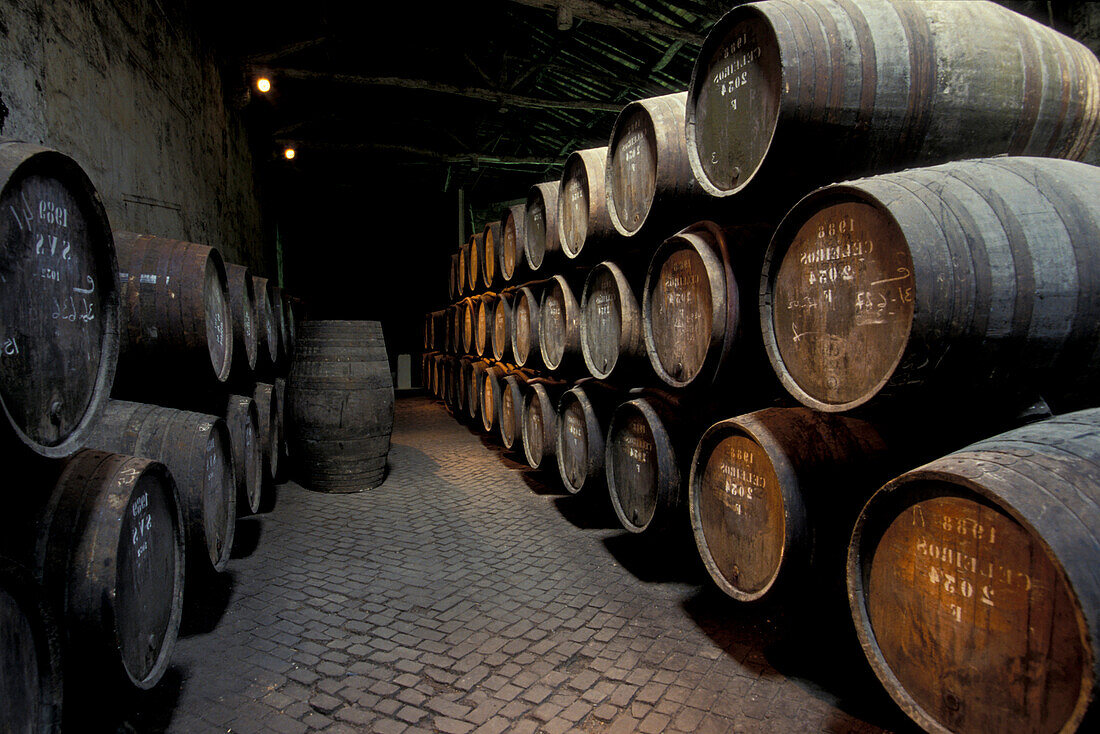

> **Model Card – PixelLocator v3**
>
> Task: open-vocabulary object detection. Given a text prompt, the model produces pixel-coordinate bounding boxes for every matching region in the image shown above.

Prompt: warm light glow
[284,147,296,160]
[256,77,272,93]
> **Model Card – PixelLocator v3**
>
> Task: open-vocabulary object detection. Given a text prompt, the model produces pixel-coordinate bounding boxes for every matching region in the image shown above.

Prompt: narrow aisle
[142,396,903,733]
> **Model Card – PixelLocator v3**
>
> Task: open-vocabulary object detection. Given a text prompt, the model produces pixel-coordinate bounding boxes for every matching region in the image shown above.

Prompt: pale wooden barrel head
[514,293,535,365]
[689,10,781,196]
[540,281,567,369]
[647,245,712,385]
[770,200,914,410]
[695,433,784,599]
[501,209,521,280]
[859,489,1086,734]
[608,105,657,235]
[492,298,510,361]
[560,156,589,257]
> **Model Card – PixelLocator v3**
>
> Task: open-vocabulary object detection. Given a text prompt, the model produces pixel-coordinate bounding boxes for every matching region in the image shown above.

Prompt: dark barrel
[522,379,566,470]
[253,382,280,482]
[539,274,583,372]
[558,147,615,261]
[848,409,1100,734]
[499,371,533,450]
[644,221,771,390]
[499,203,528,284]
[556,380,621,496]
[87,400,236,573]
[252,275,280,374]
[761,156,1100,413]
[0,140,120,458]
[281,288,297,360]
[226,394,262,515]
[274,376,288,464]
[606,91,703,239]
[480,362,510,433]
[456,356,474,419]
[0,557,63,733]
[225,263,258,376]
[686,0,1100,210]
[271,285,291,365]
[492,291,515,363]
[114,232,233,387]
[581,261,645,381]
[449,253,459,301]
[511,282,547,370]
[287,321,394,492]
[467,233,483,294]
[606,392,693,533]
[524,182,561,273]
[482,221,501,289]
[689,408,889,603]
[38,450,185,690]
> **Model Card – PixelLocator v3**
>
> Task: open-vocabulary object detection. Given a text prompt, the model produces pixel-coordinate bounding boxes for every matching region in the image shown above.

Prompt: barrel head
[501,382,518,448]
[501,205,524,281]
[769,200,914,410]
[583,267,623,378]
[689,9,781,196]
[560,156,590,258]
[492,298,511,362]
[0,147,118,456]
[513,292,536,366]
[693,433,784,599]
[525,185,557,271]
[557,393,589,493]
[607,405,659,532]
[858,489,1086,734]
[646,245,713,386]
[522,388,549,469]
[202,257,231,382]
[540,282,568,370]
[608,106,657,235]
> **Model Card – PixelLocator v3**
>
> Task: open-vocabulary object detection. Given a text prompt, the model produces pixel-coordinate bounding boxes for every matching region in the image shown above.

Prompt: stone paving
[106,396,915,733]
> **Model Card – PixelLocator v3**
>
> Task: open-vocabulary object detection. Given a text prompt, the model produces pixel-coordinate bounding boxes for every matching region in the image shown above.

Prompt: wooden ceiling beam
[267,67,624,112]
[505,0,705,43]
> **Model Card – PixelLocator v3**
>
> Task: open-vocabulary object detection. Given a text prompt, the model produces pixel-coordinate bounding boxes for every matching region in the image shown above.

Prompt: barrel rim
[605,397,676,534]
[685,3,781,198]
[0,144,121,458]
[760,185,914,412]
[847,466,1094,734]
[643,222,733,389]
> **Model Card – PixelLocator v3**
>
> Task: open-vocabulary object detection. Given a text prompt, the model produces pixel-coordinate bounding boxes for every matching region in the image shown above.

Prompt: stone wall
[0,0,268,271]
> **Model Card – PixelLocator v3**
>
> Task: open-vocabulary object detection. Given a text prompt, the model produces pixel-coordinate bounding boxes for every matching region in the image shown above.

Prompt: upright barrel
[499,203,528,284]
[525,182,561,272]
[114,232,233,387]
[581,262,645,381]
[0,557,63,733]
[224,263,258,376]
[37,450,185,691]
[0,140,120,458]
[558,147,615,261]
[848,409,1100,734]
[87,400,236,573]
[606,92,704,239]
[686,0,1100,210]
[286,321,394,492]
[761,156,1100,413]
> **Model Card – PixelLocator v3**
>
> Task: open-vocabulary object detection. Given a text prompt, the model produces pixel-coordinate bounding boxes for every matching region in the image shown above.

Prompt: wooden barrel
[556,380,621,495]
[273,376,288,465]
[87,400,236,572]
[499,203,529,284]
[287,321,394,492]
[689,408,890,603]
[761,156,1100,414]
[467,234,483,294]
[253,382,280,482]
[480,363,511,433]
[499,371,534,450]
[226,394,262,515]
[252,275,280,374]
[39,449,185,690]
[606,392,691,533]
[114,232,233,387]
[459,297,475,355]
[271,286,291,365]
[458,241,470,297]
[448,252,459,301]
[524,182,561,272]
[482,221,500,289]
[644,221,771,390]
[558,147,615,261]
[467,359,494,424]
[686,0,1100,213]
[225,263,258,376]
[0,141,120,458]
[522,379,566,470]
[606,91,703,239]
[510,282,546,370]
[492,291,515,363]
[581,261,645,380]
[475,293,497,358]
[456,356,474,418]
[539,274,583,372]
[848,408,1100,734]
[0,557,63,733]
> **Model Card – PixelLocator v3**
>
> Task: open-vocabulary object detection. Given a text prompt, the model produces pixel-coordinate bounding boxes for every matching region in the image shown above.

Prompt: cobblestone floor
[107,396,914,733]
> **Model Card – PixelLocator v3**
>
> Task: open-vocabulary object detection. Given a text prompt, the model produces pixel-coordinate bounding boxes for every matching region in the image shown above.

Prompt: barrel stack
[421,3,1100,732]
